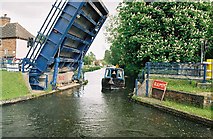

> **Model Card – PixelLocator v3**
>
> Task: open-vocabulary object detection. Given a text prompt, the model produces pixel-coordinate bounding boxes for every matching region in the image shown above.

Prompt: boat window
[111,70,117,78]
[105,69,111,77]
[117,70,123,78]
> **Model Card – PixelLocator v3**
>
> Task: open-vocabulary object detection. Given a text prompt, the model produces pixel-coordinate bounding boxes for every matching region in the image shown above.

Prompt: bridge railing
[135,62,208,96]
[23,0,67,71]
[147,62,204,77]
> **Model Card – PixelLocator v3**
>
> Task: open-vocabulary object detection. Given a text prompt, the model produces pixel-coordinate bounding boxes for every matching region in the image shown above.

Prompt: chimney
[0,14,11,26]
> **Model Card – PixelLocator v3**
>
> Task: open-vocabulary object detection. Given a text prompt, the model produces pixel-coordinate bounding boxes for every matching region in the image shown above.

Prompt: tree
[106,1,212,74]
[83,52,96,65]
[103,50,111,64]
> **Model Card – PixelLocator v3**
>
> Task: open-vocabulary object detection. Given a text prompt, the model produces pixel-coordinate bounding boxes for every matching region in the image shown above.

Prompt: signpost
[152,80,168,101]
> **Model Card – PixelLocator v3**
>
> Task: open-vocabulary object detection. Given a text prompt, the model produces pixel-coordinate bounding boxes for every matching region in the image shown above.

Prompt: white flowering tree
[106,1,212,74]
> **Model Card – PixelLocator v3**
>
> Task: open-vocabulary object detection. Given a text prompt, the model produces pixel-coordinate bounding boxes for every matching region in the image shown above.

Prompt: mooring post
[146,62,150,97]
[51,57,60,89]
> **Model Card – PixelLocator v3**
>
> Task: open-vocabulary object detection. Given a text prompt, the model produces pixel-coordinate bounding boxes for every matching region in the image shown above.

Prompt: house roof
[0,22,34,40]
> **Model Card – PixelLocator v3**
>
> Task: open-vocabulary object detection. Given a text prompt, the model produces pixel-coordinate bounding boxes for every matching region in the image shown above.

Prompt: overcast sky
[1,0,122,59]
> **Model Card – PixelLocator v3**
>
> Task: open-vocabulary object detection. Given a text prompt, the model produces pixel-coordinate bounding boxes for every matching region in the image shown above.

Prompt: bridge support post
[77,53,84,80]
[146,62,150,97]
[203,63,207,83]
[51,57,60,89]
[77,60,84,80]
[22,58,26,72]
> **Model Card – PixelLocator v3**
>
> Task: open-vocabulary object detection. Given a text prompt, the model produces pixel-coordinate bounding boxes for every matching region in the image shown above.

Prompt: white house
[0,14,34,59]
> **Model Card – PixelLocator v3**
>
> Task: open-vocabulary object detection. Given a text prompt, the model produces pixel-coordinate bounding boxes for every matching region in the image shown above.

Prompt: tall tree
[103,50,112,64]
[106,1,212,74]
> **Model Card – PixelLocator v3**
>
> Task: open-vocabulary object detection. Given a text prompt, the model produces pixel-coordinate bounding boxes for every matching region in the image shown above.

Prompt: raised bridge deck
[22,0,108,90]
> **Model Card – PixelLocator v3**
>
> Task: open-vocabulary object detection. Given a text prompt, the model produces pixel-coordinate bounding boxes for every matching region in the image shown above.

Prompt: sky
[1,0,122,59]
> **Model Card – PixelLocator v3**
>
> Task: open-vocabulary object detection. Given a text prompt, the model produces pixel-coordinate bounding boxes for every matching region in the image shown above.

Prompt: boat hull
[101,78,125,90]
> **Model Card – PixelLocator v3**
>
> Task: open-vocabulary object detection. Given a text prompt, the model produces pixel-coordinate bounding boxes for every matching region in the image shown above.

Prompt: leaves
[83,52,96,65]
[105,1,212,74]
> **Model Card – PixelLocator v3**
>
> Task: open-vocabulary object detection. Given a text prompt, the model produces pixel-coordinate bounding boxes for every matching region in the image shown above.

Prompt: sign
[58,74,65,81]
[57,72,74,84]
[152,80,168,101]
[152,80,167,91]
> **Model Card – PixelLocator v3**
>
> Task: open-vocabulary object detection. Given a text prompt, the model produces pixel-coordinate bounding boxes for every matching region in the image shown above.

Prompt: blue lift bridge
[22,0,109,90]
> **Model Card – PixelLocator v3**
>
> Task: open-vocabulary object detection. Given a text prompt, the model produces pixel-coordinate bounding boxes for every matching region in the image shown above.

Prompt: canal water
[1,69,212,137]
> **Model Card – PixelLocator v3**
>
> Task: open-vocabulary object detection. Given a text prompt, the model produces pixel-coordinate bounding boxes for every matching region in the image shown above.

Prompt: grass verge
[150,77,212,93]
[1,70,29,100]
[132,95,212,120]
[162,100,212,119]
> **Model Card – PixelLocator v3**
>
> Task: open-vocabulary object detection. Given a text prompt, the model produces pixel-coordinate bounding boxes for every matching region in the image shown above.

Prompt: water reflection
[2,68,213,137]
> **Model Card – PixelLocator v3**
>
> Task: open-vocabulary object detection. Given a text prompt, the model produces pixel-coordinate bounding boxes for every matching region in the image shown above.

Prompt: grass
[45,85,52,93]
[0,70,30,100]
[162,100,212,119]
[132,95,212,119]
[150,77,212,93]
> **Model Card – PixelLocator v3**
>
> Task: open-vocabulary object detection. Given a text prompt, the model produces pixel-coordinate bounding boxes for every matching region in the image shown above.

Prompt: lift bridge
[22,0,109,90]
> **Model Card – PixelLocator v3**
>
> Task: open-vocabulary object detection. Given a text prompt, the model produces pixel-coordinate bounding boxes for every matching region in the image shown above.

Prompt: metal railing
[23,0,67,71]
[135,62,209,96]
[147,62,205,77]
[0,58,22,71]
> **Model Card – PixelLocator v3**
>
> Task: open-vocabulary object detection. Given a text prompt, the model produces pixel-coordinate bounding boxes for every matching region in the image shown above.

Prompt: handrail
[30,1,62,62]
[25,0,67,68]
[31,0,68,63]
[25,0,58,59]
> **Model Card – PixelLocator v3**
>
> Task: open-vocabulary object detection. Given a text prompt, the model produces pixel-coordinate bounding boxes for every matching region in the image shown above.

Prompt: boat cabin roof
[104,67,124,79]
[105,67,124,71]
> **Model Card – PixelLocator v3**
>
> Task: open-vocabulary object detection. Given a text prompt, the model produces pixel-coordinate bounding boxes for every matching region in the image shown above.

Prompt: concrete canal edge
[0,83,81,106]
[131,96,213,127]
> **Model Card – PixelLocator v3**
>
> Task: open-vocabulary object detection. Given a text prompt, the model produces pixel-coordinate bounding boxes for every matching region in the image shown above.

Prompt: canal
[1,68,212,137]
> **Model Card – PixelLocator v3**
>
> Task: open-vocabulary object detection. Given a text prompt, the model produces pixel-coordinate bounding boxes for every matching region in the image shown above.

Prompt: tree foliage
[103,50,112,64]
[106,1,212,74]
[83,52,96,65]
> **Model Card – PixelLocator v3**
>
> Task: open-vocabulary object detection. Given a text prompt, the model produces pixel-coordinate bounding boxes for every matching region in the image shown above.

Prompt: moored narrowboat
[102,67,125,90]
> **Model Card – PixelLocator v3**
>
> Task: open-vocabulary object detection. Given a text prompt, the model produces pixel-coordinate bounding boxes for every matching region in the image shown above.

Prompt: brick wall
[137,79,212,108]
[152,89,208,108]
[0,38,16,58]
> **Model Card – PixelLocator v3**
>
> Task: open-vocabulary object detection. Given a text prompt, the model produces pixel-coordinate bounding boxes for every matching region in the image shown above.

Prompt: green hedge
[82,66,102,73]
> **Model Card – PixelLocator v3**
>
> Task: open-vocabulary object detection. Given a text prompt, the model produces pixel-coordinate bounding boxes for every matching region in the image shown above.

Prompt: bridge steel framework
[22,0,109,90]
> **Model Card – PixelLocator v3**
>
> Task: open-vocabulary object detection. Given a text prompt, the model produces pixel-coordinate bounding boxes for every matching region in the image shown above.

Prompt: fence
[135,62,210,96]
[0,58,22,72]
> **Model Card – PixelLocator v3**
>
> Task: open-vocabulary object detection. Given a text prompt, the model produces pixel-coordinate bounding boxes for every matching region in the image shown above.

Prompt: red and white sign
[152,80,168,101]
[152,80,167,91]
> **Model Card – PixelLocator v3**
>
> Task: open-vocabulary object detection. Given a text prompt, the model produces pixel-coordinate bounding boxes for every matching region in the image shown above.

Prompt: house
[0,14,34,59]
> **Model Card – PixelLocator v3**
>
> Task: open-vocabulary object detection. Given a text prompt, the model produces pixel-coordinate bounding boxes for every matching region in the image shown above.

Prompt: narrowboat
[102,67,125,90]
